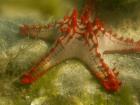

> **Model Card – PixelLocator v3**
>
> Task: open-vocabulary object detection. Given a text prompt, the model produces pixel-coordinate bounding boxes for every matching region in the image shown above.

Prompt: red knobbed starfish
[19,5,140,92]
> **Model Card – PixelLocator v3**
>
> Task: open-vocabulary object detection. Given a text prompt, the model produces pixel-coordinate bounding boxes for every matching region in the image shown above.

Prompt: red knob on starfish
[20,24,30,36]
[21,73,35,84]
[101,70,121,92]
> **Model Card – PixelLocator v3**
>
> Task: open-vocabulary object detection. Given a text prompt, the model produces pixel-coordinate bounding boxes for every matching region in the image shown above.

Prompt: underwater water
[0,0,140,105]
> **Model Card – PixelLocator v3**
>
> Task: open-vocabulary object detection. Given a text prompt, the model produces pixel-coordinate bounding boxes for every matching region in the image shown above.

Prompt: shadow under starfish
[19,7,140,92]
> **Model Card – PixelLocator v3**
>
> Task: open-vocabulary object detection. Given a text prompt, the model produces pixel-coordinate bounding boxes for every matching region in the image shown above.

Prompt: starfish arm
[20,35,90,84]
[20,34,121,92]
[19,24,56,40]
[98,32,140,54]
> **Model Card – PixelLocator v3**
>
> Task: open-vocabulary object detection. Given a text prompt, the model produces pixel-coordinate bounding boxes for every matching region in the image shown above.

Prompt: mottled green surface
[0,17,139,105]
[0,0,140,104]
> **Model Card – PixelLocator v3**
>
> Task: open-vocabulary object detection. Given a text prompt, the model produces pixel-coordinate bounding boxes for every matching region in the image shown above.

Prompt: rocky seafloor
[0,7,140,105]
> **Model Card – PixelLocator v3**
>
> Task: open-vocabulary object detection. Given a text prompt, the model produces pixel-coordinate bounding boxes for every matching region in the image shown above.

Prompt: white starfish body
[19,8,140,92]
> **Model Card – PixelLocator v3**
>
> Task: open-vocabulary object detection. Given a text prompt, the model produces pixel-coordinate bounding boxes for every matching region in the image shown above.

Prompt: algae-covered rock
[28,59,136,105]
[0,97,14,105]
[0,8,140,105]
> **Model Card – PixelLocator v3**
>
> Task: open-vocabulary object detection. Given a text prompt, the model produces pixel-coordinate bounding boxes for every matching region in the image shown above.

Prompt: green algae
[28,60,136,105]
[0,3,139,104]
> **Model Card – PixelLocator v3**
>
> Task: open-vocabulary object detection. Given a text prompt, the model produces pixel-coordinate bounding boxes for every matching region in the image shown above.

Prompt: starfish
[19,7,140,92]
